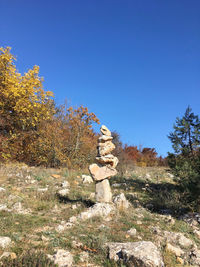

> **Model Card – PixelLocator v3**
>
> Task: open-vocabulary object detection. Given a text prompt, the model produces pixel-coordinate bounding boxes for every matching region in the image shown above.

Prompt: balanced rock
[89,125,118,203]
[89,163,117,181]
[98,141,115,156]
[100,125,111,136]
[96,154,119,168]
[99,135,113,142]
[96,179,112,202]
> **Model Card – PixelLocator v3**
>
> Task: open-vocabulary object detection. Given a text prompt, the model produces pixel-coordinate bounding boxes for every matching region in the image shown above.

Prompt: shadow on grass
[110,176,190,217]
[57,194,95,208]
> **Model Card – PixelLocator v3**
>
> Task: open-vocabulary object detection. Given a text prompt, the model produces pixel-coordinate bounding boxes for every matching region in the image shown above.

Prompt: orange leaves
[123,145,159,167]
[81,245,97,253]
[0,46,100,167]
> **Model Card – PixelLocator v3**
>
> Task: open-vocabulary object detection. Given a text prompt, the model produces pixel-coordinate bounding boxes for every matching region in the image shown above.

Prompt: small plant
[0,250,56,267]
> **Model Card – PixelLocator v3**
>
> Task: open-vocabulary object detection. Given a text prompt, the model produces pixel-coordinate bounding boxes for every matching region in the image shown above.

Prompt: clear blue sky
[1,0,200,157]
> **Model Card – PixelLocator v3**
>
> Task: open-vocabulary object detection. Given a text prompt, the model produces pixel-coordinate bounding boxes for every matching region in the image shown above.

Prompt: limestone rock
[89,164,117,181]
[177,233,193,248]
[98,141,115,156]
[156,230,194,249]
[127,228,137,237]
[180,212,200,226]
[82,174,93,184]
[48,249,73,267]
[12,202,31,214]
[107,241,164,267]
[56,222,74,233]
[0,187,5,193]
[165,243,184,257]
[37,187,48,192]
[96,154,119,168]
[193,229,200,239]
[100,125,111,136]
[96,179,112,202]
[68,216,77,223]
[0,252,17,260]
[61,181,70,188]
[78,203,115,221]
[113,193,130,210]
[0,237,12,249]
[89,125,118,204]
[189,248,200,266]
[98,135,113,142]
[0,204,8,212]
[164,231,193,248]
[58,189,69,197]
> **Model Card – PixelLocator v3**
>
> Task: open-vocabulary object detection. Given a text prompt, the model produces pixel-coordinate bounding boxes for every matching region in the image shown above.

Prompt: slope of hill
[0,163,199,266]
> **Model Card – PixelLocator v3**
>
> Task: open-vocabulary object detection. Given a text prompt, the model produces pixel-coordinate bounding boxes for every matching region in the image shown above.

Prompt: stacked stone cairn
[89,125,119,203]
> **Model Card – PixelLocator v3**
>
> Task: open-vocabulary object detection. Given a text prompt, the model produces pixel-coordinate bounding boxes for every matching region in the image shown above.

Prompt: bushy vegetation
[168,106,200,209]
[0,250,56,267]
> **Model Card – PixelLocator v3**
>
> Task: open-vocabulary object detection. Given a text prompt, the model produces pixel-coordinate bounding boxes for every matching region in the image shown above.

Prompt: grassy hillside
[0,163,199,266]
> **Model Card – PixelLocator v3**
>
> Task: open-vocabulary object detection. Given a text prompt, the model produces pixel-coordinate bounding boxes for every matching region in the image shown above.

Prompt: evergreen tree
[168,106,200,156]
[168,107,200,209]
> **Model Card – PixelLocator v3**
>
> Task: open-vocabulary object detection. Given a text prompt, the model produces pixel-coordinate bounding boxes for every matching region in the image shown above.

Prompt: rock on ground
[163,231,193,248]
[0,187,6,193]
[107,241,164,267]
[82,175,93,184]
[78,203,115,221]
[0,204,8,212]
[153,228,194,249]
[127,228,137,237]
[58,188,69,197]
[113,193,130,210]
[189,248,200,266]
[165,242,184,257]
[61,181,70,188]
[0,237,12,249]
[0,252,17,260]
[48,249,73,267]
[12,202,31,214]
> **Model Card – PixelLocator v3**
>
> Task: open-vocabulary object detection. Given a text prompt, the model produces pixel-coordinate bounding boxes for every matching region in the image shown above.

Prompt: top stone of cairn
[100,125,111,136]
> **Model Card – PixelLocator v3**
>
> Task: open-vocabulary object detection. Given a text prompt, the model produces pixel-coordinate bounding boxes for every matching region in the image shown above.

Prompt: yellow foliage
[0,47,100,168]
[0,47,54,132]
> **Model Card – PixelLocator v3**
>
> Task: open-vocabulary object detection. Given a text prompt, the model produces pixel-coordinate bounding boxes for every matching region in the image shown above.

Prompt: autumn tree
[140,147,158,166]
[63,105,99,167]
[0,47,100,167]
[0,47,54,161]
[0,47,54,132]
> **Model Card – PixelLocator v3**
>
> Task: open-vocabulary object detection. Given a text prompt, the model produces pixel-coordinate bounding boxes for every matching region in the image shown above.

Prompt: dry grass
[0,163,199,266]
